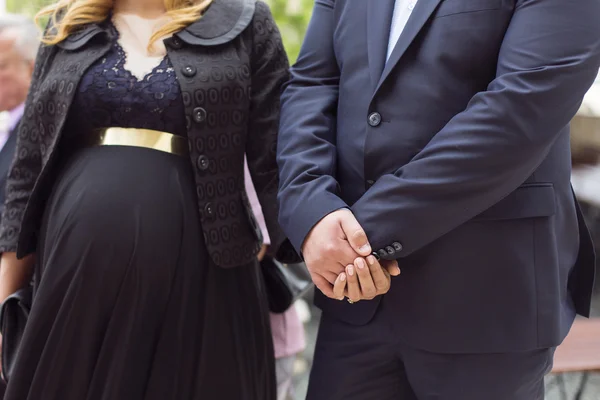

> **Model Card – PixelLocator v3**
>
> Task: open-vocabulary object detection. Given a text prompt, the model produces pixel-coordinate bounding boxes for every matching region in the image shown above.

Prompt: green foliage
[7,0,312,63]
[6,0,51,20]
[265,0,312,64]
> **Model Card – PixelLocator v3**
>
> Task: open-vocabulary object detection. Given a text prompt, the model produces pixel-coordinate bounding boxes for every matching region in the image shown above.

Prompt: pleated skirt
[4,146,276,400]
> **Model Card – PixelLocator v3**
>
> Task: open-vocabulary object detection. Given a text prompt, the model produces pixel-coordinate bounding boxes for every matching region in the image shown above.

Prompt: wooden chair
[547,318,600,400]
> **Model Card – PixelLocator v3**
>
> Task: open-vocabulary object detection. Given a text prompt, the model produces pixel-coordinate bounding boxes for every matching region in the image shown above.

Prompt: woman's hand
[0,252,33,381]
[333,255,400,302]
[257,245,268,262]
[0,252,34,305]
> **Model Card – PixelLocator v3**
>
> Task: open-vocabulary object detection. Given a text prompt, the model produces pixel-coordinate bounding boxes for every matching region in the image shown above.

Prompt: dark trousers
[307,304,555,400]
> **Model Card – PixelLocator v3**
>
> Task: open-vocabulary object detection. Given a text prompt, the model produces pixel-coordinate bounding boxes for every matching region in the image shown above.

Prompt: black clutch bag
[260,256,313,314]
[0,285,33,383]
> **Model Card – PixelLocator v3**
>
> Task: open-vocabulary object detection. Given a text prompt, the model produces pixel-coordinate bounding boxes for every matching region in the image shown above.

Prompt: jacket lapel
[47,21,114,164]
[374,0,442,95]
[366,0,396,90]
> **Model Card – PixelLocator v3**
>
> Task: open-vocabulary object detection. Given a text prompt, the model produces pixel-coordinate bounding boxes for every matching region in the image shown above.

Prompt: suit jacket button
[197,155,209,171]
[182,65,197,77]
[386,246,395,255]
[368,112,382,127]
[193,107,206,123]
[392,242,403,252]
[378,249,388,259]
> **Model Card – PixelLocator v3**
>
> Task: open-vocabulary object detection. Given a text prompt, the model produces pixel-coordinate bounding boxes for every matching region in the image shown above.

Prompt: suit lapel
[374,0,442,95]
[366,0,396,90]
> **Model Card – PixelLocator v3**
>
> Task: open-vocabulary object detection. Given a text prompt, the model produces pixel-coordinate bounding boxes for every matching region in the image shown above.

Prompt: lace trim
[72,19,186,135]
[109,20,172,82]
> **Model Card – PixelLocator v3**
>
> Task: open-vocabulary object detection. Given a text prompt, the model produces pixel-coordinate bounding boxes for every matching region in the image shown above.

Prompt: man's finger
[355,257,377,299]
[338,210,371,257]
[332,240,363,269]
[322,270,341,285]
[367,255,391,295]
[382,259,401,276]
[333,273,347,300]
[345,264,361,302]
[312,273,335,298]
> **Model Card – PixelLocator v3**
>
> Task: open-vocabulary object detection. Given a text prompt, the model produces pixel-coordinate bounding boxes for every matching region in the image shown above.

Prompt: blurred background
[0,0,313,63]
[2,1,600,399]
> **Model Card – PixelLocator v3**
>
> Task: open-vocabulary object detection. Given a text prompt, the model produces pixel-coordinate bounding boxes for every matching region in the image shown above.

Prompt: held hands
[333,255,398,302]
[301,209,400,302]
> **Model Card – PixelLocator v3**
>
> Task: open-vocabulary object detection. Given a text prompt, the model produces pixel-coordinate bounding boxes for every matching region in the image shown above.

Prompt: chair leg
[573,372,590,400]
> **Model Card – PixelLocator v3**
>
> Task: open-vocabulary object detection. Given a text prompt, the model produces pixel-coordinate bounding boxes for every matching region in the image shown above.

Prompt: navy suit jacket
[277,0,600,353]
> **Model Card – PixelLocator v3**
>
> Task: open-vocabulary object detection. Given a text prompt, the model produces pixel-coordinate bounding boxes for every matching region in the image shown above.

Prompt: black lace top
[70,23,187,137]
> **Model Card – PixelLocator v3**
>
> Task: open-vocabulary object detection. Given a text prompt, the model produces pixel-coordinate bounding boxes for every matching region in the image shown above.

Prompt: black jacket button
[182,65,197,77]
[368,112,382,127]
[170,37,182,49]
[386,246,395,255]
[378,249,388,259]
[193,107,206,123]
[197,155,209,171]
[204,203,215,220]
[392,242,403,252]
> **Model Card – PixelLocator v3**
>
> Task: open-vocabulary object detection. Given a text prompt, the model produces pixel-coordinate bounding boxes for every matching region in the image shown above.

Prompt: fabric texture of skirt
[4,146,275,400]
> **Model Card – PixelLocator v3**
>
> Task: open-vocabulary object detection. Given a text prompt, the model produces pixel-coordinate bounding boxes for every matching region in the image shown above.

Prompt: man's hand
[301,209,373,298]
[333,255,400,302]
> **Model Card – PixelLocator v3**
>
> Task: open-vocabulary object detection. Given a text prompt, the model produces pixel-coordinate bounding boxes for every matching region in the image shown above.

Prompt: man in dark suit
[0,14,39,393]
[277,0,600,398]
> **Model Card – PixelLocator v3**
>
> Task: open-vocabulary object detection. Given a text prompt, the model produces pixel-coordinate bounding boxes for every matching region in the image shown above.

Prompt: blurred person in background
[0,0,299,399]
[0,14,38,219]
[0,13,39,399]
[245,159,306,400]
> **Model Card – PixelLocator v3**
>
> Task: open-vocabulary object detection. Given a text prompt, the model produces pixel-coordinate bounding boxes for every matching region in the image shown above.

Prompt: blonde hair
[36,0,212,49]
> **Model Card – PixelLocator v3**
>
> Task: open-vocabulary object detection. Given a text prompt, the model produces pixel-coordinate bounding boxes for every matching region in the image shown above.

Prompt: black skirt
[4,146,275,400]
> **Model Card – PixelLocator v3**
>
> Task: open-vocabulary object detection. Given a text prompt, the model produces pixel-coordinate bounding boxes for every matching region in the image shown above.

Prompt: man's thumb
[340,212,371,256]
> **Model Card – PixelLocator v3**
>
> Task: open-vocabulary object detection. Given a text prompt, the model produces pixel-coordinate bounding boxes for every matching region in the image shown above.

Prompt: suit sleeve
[246,1,299,262]
[0,41,53,255]
[276,0,348,253]
[351,0,600,257]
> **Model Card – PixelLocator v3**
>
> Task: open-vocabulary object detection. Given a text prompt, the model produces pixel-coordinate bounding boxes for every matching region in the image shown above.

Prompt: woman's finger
[355,257,377,299]
[257,244,268,261]
[333,272,347,300]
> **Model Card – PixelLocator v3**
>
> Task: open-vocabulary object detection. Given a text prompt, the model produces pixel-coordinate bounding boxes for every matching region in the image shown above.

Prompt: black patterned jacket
[0,0,298,268]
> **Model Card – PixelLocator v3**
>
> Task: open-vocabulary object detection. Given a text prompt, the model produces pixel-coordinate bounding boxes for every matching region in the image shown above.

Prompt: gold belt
[89,127,189,156]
